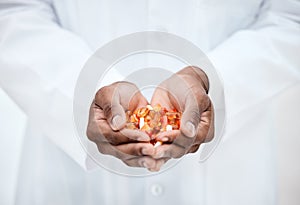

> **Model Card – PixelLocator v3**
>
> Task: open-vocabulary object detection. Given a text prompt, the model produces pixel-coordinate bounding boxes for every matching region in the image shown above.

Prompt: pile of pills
[125,104,181,147]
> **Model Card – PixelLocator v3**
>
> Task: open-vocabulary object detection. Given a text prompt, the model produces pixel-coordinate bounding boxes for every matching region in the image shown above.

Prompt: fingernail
[148,168,158,172]
[186,121,196,138]
[112,115,122,129]
[161,137,169,142]
[141,147,152,155]
[142,161,149,168]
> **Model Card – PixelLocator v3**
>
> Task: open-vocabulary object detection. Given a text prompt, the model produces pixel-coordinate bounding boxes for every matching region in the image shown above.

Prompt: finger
[95,85,126,130]
[87,103,106,142]
[156,130,194,148]
[150,86,173,109]
[123,87,149,111]
[180,98,201,138]
[125,156,157,169]
[96,120,132,144]
[120,129,150,141]
[173,132,195,150]
[187,144,200,153]
[97,142,155,160]
[98,120,150,143]
[112,81,148,111]
[152,144,188,159]
[88,116,140,145]
[97,142,157,168]
[90,102,106,120]
[155,130,180,142]
[201,105,215,143]
[147,157,170,172]
[95,82,149,130]
[188,104,214,145]
[116,142,155,157]
[180,92,211,138]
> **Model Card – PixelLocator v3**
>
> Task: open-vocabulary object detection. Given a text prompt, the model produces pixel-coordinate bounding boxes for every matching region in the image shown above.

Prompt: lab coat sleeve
[0,0,94,169]
[207,0,300,141]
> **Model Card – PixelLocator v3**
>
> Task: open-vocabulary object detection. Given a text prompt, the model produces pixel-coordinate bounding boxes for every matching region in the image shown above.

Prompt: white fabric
[0,0,299,204]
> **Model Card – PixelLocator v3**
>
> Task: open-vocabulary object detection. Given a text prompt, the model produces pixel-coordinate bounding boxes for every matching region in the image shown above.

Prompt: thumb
[108,102,126,131]
[180,100,201,138]
[95,85,126,131]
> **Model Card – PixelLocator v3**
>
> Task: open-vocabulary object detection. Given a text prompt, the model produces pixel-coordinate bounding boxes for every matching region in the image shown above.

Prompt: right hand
[151,66,214,160]
[86,81,165,170]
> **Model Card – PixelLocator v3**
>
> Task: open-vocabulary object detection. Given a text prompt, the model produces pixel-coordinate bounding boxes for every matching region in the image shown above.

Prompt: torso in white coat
[9,0,282,205]
[54,0,263,51]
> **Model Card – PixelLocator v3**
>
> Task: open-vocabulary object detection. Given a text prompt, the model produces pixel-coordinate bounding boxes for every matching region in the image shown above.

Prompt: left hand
[87,81,164,170]
[150,66,214,164]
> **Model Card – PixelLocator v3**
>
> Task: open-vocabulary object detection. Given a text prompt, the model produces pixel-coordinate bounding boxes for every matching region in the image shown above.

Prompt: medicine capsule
[125,104,182,146]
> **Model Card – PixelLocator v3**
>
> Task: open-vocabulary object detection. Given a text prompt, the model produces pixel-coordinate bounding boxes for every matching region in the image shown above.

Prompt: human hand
[150,66,214,162]
[86,81,165,170]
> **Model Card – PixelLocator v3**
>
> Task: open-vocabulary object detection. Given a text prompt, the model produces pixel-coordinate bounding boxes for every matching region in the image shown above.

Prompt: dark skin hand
[150,66,214,164]
[86,82,166,170]
[86,66,214,171]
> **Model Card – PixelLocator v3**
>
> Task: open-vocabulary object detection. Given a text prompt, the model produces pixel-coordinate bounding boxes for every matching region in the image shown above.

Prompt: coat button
[151,184,163,196]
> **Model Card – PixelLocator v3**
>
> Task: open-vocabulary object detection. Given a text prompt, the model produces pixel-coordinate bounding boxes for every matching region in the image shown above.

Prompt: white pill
[154,141,162,148]
[139,117,144,129]
[146,105,153,110]
[166,125,173,131]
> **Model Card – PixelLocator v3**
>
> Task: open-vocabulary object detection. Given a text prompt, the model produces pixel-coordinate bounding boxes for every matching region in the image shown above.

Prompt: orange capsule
[136,107,149,118]
[153,104,161,112]
[126,122,137,130]
[126,104,182,143]
[141,123,151,131]
[130,114,139,123]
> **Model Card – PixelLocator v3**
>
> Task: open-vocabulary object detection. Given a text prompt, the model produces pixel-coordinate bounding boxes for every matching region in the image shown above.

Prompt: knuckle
[200,94,211,109]
[188,86,208,101]
[189,144,200,153]
[86,124,101,143]
[172,150,185,159]
[138,146,145,156]
[204,135,214,143]
[95,85,115,108]
[204,126,215,142]
[170,145,187,158]
[102,103,113,116]
[114,149,124,159]
[123,159,135,167]
[188,91,211,112]
[103,102,122,118]
[185,65,196,71]
[175,136,194,148]
[86,126,95,141]
[122,160,131,167]
[96,85,110,99]
[97,144,107,155]
[128,144,139,156]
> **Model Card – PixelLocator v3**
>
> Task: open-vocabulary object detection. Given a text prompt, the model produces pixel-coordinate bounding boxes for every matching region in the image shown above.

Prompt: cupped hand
[86,81,165,170]
[151,66,214,162]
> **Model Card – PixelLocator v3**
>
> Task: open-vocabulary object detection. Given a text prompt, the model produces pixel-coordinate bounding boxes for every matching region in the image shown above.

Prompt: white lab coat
[0,0,299,204]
